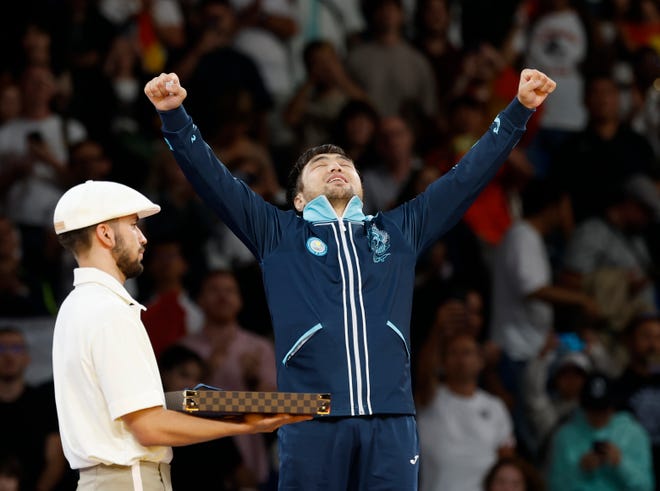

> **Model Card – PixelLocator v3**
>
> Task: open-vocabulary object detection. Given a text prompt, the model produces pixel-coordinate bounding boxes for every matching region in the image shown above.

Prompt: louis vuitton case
[165,385,332,419]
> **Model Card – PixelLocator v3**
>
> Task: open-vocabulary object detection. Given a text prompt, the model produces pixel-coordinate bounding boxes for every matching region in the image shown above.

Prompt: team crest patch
[367,223,391,263]
[306,237,328,256]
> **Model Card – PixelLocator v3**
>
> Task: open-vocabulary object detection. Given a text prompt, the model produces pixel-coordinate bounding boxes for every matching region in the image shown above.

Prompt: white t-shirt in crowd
[417,386,515,491]
[525,10,588,131]
[490,220,553,361]
[52,267,172,469]
[0,115,87,226]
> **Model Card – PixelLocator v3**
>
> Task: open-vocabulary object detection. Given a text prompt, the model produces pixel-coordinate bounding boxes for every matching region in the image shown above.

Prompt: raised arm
[144,73,290,261]
[388,69,556,254]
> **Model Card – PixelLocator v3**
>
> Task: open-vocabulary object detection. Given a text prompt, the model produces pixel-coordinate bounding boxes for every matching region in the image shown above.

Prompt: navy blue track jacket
[158,98,533,418]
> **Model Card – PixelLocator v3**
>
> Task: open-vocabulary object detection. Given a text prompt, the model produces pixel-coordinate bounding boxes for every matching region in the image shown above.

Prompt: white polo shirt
[53,267,172,469]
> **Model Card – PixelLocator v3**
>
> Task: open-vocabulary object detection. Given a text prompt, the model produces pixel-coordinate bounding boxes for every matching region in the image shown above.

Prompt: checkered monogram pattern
[165,390,331,416]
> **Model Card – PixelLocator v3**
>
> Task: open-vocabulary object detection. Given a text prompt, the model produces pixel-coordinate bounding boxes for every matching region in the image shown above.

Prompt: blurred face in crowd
[630,318,660,372]
[69,140,112,182]
[147,242,187,287]
[0,331,29,383]
[377,116,414,165]
[202,1,236,38]
[442,334,483,384]
[373,0,405,34]
[0,85,21,123]
[419,0,449,34]
[346,113,376,148]
[21,65,56,109]
[198,272,243,324]
[488,463,526,491]
[554,366,588,401]
[295,153,363,212]
[585,78,620,123]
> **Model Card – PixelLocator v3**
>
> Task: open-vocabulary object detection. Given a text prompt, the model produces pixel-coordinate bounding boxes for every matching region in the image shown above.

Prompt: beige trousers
[78,461,172,491]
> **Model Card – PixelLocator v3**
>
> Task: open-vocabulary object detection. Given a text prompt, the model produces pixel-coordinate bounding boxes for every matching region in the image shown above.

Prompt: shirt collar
[302,195,368,223]
[73,267,146,310]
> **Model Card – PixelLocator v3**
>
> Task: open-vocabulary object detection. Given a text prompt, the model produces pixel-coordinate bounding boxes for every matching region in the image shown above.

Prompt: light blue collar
[302,195,368,223]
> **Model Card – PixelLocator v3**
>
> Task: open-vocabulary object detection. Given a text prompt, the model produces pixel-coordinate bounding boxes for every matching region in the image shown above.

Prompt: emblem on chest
[367,223,391,263]
[306,237,328,256]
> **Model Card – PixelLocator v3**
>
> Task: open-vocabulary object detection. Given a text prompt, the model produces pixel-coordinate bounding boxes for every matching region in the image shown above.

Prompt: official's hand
[243,413,312,433]
[517,69,556,109]
[144,73,187,112]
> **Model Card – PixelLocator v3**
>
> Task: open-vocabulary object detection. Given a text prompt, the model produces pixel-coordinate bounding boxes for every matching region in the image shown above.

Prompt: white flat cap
[53,180,160,234]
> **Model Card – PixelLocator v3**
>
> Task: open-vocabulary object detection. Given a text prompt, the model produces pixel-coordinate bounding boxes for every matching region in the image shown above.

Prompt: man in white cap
[51,180,309,491]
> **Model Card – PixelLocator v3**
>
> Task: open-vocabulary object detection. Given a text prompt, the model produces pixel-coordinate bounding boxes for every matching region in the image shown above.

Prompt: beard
[112,234,144,279]
[323,181,362,203]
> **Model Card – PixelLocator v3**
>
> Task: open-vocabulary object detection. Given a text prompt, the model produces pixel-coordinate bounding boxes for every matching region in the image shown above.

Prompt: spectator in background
[361,115,423,214]
[414,286,488,403]
[417,332,515,491]
[229,0,298,149]
[0,65,86,228]
[561,182,658,361]
[0,64,88,300]
[523,0,591,178]
[284,40,367,154]
[172,0,273,146]
[158,344,248,491]
[0,84,21,128]
[65,139,113,188]
[490,178,599,453]
[482,455,546,491]
[617,313,660,489]
[413,0,463,128]
[180,269,277,488]
[0,216,52,317]
[0,327,72,491]
[102,34,162,188]
[548,372,654,491]
[47,0,117,143]
[522,333,592,461]
[98,0,186,75]
[346,0,437,121]
[552,73,657,223]
[0,455,21,491]
[288,0,365,85]
[142,239,204,358]
[331,98,381,171]
[143,142,214,296]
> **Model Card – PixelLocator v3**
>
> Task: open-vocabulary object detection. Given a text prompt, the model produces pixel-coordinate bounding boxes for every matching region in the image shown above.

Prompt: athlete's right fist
[144,73,187,112]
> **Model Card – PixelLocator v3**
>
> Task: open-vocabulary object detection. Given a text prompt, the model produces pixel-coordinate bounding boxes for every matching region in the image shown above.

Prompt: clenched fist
[517,69,557,109]
[144,73,187,112]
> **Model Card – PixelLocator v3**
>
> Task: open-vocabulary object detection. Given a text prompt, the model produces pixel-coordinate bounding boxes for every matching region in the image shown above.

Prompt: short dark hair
[286,144,349,209]
[56,224,96,255]
[483,456,545,491]
[302,40,333,71]
[158,344,205,373]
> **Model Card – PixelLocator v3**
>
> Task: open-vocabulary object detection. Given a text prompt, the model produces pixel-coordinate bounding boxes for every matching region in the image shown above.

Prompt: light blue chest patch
[306,237,328,256]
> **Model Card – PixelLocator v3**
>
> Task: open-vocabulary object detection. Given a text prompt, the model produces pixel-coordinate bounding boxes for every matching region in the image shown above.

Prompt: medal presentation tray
[165,388,331,419]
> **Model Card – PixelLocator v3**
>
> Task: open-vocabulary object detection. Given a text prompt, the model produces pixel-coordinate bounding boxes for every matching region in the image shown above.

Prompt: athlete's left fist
[516,69,557,109]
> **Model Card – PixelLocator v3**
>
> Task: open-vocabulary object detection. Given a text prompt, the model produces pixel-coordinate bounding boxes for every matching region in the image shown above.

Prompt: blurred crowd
[1,0,660,490]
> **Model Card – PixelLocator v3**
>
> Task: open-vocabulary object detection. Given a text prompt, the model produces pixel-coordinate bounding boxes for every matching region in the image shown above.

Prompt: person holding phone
[547,372,654,491]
